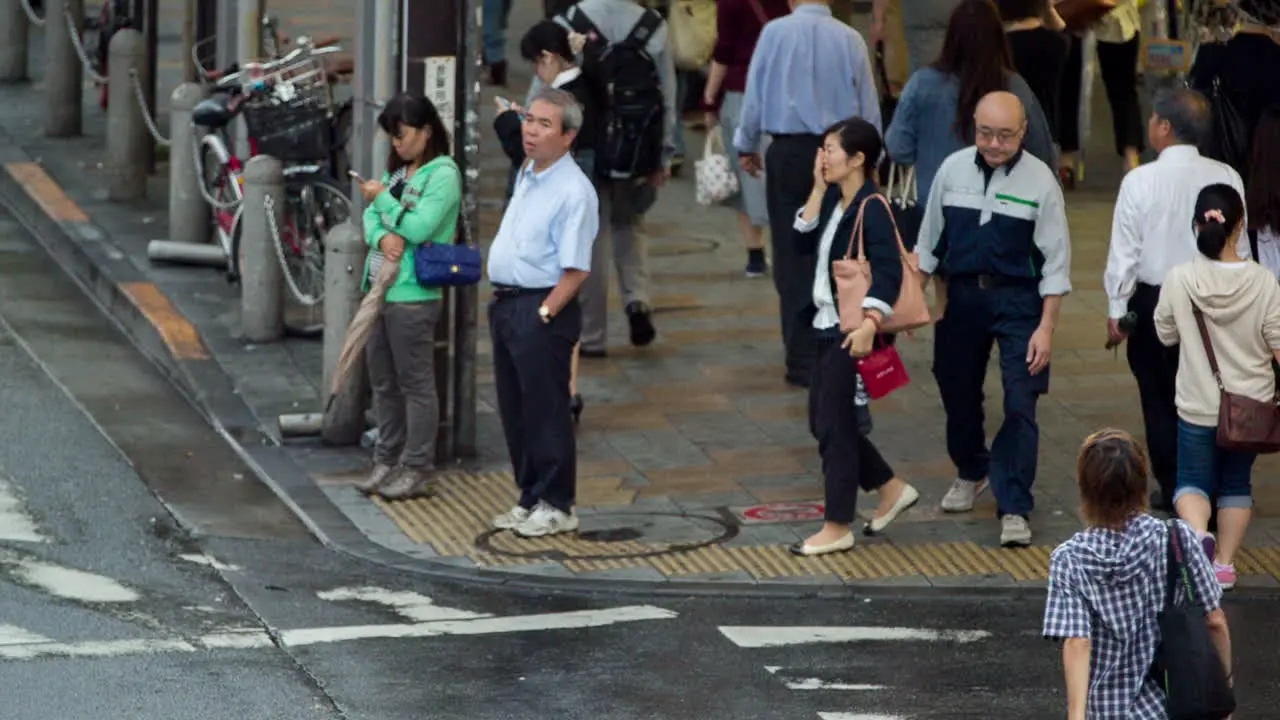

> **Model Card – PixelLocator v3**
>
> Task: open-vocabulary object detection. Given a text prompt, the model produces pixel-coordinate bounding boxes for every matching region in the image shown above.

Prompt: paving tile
[665,411,772,450]
[721,524,804,548]
[605,429,711,471]
[671,490,758,512]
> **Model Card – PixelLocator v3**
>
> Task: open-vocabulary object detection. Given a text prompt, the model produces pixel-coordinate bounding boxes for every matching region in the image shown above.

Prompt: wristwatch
[538,304,553,324]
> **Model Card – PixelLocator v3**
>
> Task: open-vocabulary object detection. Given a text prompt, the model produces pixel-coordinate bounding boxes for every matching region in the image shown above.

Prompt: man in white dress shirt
[1103,88,1246,511]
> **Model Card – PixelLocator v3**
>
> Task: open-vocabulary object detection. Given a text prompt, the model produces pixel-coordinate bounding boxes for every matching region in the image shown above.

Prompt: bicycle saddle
[192,95,235,129]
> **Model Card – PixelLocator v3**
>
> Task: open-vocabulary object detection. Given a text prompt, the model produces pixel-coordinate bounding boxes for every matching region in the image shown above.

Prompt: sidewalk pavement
[2,0,1280,598]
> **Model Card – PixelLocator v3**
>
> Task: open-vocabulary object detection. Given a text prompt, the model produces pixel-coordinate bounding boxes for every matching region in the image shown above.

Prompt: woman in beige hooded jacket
[1154,183,1280,591]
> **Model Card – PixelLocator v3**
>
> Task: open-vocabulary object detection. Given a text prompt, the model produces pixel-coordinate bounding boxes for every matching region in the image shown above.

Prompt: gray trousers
[578,180,651,352]
[366,301,442,470]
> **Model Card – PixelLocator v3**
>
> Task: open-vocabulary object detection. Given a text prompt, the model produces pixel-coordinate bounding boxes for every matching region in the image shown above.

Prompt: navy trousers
[931,279,1048,517]
[489,291,580,513]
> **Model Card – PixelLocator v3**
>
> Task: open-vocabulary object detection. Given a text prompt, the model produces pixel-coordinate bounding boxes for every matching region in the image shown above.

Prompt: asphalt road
[1,205,1279,719]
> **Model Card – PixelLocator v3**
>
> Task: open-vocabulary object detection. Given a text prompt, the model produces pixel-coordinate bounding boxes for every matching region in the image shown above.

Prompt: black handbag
[1153,520,1235,720]
[1202,77,1251,177]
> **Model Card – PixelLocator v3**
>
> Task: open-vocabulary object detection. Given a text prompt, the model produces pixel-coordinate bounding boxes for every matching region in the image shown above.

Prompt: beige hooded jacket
[1154,255,1280,426]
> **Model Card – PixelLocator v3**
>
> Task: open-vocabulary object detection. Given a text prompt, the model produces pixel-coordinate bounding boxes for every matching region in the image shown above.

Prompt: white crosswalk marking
[817,714,907,720]
[317,586,489,622]
[8,556,139,603]
[719,626,991,648]
[0,476,47,543]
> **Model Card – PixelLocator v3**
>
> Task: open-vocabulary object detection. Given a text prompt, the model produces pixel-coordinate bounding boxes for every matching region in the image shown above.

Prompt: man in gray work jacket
[916,91,1072,548]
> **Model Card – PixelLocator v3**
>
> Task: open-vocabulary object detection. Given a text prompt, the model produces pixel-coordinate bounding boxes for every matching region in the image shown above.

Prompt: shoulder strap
[1191,305,1226,390]
[622,8,663,50]
[565,6,601,40]
[745,0,768,25]
[1164,520,1180,607]
[1249,227,1260,263]
[847,193,910,263]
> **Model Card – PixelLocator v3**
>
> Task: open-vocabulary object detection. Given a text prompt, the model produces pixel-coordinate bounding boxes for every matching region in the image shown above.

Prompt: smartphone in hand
[348,169,365,183]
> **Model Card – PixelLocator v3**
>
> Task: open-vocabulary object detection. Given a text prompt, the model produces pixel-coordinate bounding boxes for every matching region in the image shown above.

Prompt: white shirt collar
[1157,144,1201,161]
[551,67,583,89]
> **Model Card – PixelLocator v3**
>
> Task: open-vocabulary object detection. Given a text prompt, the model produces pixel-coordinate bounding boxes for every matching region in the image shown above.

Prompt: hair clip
[1203,208,1226,224]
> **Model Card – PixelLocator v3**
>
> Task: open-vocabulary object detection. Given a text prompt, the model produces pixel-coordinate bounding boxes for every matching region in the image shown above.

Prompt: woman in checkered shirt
[1042,430,1232,719]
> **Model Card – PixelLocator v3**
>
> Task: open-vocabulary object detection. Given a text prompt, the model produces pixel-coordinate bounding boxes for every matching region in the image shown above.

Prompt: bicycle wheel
[279,175,353,337]
[199,134,244,281]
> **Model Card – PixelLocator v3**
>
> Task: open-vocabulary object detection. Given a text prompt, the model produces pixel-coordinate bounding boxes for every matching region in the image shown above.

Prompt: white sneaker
[492,505,531,530]
[514,503,579,538]
[940,478,989,513]
[1000,515,1033,547]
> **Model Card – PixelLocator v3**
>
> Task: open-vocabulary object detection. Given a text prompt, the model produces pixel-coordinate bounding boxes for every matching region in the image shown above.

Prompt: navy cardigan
[795,180,904,329]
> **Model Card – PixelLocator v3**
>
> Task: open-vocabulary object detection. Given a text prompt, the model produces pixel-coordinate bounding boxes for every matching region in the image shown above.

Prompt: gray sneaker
[1000,514,1033,547]
[356,463,398,496]
[940,478,989,513]
[376,468,437,501]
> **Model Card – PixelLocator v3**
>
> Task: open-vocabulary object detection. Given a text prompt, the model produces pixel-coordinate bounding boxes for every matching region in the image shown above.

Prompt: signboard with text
[734,502,826,525]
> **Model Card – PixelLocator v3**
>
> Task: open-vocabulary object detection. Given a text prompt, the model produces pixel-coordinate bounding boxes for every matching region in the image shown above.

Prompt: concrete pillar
[168,82,210,244]
[106,29,148,201]
[46,0,83,136]
[0,0,29,82]
[320,220,370,446]
[239,155,285,342]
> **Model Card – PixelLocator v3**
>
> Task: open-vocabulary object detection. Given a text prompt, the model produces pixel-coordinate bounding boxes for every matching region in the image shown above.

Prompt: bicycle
[191,32,355,337]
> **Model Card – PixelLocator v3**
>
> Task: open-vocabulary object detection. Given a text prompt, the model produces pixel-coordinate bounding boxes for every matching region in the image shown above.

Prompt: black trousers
[765,134,823,383]
[809,335,895,525]
[1127,283,1179,502]
[489,290,580,513]
[1059,34,1145,156]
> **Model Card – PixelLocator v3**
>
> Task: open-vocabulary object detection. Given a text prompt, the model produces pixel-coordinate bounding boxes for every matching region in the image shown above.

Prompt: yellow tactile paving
[373,471,1279,585]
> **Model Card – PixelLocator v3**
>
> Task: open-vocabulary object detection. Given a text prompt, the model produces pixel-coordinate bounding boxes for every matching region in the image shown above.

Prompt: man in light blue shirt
[733,0,881,387]
[487,88,599,539]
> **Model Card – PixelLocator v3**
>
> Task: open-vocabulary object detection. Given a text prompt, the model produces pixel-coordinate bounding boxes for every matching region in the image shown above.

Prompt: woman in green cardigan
[354,94,462,501]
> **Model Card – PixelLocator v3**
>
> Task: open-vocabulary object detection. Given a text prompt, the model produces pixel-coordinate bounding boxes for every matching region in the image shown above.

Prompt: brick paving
[2,0,1279,588]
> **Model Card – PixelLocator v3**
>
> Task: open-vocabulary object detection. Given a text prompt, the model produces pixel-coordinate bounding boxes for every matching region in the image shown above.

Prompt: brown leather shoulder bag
[1192,306,1280,454]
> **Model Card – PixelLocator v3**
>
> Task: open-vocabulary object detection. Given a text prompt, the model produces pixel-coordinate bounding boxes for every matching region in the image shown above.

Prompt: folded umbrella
[321,257,399,444]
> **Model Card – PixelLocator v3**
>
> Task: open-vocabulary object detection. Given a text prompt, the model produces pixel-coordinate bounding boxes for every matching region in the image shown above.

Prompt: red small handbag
[856,341,910,400]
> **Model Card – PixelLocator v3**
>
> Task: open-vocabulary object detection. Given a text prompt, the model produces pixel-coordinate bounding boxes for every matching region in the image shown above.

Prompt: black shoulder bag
[1153,520,1235,720]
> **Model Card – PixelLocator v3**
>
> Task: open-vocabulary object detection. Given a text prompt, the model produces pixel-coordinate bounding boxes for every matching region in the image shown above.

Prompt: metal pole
[166,82,209,244]
[452,0,479,457]
[142,0,158,171]
[319,220,370,446]
[146,241,227,266]
[214,0,236,78]
[182,0,196,82]
[233,0,261,160]
[0,0,28,82]
[352,0,399,206]
[371,0,396,181]
[239,155,285,342]
[106,29,148,201]
[405,0,458,462]
[46,0,84,137]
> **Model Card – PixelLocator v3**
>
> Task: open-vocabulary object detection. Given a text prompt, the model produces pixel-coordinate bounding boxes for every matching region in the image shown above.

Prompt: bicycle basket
[243,100,331,162]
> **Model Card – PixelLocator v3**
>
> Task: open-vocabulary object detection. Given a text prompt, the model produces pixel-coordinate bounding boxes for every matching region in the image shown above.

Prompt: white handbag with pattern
[695,129,739,207]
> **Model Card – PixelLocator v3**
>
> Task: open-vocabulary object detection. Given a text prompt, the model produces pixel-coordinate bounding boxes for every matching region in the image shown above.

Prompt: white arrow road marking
[0,477,47,543]
[316,586,489,623]
[0,605,679,661]
[9,558,139,603]
[817,714,908,720]
[763,666,887,691]
[719,626,991,648]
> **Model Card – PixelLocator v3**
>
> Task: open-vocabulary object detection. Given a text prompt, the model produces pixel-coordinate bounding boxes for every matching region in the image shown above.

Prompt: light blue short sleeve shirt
[486,154,599,288]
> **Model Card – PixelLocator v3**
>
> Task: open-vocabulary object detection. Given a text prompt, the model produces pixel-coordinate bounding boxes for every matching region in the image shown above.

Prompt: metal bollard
[167,82,209,245]
[46,0,82,136]
[320,221,371,446]
[105,28,147,200]
[0,0,28,82]
[239,155,285,342]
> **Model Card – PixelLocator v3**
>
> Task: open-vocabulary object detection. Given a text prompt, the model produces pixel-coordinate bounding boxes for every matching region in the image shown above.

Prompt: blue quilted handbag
[414,241,482,287]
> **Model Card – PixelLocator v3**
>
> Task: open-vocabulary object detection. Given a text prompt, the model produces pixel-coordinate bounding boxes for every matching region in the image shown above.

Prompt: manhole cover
[475,512,736,561]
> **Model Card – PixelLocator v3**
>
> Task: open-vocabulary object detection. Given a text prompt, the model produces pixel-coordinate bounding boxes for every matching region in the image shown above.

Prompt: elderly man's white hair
[528,87,584,134]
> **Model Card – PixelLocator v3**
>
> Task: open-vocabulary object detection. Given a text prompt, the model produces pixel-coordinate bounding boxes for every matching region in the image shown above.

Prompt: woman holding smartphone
[354,94,462,501]
[493,20,604,425]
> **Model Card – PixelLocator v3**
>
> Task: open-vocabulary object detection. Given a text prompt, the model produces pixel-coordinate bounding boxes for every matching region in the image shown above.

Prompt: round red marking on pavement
[740,502,825,523]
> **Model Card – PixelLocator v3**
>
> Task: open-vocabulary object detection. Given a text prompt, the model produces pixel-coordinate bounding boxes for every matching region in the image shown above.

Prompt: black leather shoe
[626,302,656,347]
[571,394,584,425]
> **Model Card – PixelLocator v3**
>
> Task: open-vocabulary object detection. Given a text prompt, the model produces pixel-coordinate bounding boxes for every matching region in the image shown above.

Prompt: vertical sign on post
[424,57,457,152]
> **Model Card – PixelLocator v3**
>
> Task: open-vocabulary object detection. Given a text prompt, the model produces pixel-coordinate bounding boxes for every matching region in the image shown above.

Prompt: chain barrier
[63,4,107,84]
[127,69,170,147]
[190,135,244,211]
[262,193,323,307]
[19,0,45,26]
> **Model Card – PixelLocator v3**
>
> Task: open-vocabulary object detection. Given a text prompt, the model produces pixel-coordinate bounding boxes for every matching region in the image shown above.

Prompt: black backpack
[1152,520,1235,720]
[566,8,666,180]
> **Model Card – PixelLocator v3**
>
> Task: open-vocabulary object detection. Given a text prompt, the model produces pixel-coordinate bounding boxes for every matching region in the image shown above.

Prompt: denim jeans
[482,0,511,63]
[1173,418,1256,509]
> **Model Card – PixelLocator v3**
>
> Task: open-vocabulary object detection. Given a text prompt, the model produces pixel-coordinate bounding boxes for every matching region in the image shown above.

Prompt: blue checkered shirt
[1042,514,1222,719]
